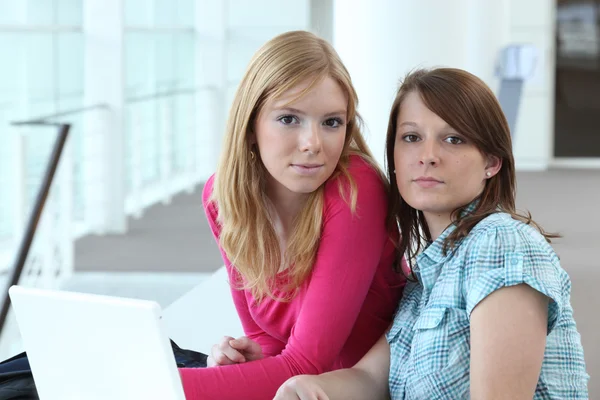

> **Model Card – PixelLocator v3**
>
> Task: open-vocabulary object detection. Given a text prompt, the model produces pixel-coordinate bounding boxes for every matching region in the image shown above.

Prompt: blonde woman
[275,68,588,399]
[178,31,406,399]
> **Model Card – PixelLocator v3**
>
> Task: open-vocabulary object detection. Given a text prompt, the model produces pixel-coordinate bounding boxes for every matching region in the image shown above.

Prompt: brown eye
[277,115,298,125]
[323,117,344,128]
[402,134,419,143]
[444,136,464,145]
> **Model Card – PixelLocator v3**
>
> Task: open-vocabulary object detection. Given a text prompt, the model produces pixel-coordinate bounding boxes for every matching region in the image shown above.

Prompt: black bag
[0,340,207,399]
[0,352,38,400]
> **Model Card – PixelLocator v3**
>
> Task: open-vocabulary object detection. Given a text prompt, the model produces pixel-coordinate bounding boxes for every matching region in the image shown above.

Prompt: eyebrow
[275,107,347,118]
[398,121,454,130]
[398,121,417,128]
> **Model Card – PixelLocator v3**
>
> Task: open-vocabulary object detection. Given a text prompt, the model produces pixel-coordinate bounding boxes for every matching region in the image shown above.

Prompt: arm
[202,176,285,357]
[464,220,566,400]
[470,284,549,400]
[181,165,394,399]
[275,335,391,400]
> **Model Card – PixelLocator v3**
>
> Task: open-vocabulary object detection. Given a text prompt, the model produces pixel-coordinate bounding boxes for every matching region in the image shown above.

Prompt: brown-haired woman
[275,67,588,400]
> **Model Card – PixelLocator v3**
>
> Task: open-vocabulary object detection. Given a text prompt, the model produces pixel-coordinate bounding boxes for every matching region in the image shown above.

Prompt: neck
[423,211,453,241]
[266,188,309,238]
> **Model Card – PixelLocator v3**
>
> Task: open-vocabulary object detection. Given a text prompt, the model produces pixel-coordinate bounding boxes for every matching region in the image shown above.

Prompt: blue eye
[277,115,299,125]
[323,117,344,128]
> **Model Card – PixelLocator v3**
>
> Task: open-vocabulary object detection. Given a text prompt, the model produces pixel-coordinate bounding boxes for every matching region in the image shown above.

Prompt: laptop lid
[8,285,186,400]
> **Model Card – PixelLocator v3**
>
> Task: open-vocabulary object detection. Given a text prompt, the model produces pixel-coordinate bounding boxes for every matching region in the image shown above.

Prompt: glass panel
[57,32,83,99]
[0,2,23,25]
[27,0,56,25]
[125,0,152,26]
[155,32,175,91]
[154,0,175,25]
[56,0,82,25]
[26,34,55,105]
[125,32,154,97]
[175,32,195,88]
[0,33,23,105]
[176,0,194,26]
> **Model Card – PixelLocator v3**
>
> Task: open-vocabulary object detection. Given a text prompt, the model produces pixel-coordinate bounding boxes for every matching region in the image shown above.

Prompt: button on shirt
[386,211,589,399]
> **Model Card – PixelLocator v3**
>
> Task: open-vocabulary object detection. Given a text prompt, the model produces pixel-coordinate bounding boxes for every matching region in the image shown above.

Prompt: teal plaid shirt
[386,210,589,399]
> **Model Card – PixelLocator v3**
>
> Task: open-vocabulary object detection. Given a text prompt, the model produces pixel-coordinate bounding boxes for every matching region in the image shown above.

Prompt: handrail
[12,104,109,125]
[0,122,70,334]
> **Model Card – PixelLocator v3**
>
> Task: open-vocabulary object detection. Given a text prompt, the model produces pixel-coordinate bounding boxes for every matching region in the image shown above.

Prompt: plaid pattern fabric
[386,209,589,399]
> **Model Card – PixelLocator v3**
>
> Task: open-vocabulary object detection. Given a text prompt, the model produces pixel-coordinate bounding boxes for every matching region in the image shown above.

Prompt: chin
[285,181,322,195]
[404,196,449,214]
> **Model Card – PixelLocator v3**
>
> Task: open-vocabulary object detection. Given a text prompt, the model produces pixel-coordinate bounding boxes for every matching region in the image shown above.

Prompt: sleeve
[463,222,567,333]
[180,164,393,400]
[201,176,285,357]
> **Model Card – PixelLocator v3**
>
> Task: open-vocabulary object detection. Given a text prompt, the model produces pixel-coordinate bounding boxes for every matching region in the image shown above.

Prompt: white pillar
[333,0,554,171]
[465,0,510,89]
[310,0,333,43]
[83,0,126,234]
[195,0,228,179]
[333,0,472,169]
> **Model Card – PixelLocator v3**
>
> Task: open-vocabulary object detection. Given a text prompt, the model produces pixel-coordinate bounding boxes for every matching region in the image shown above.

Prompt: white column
[506,0,556,170]
[465,0,510,89]
[333,0,472,169]
[195,0,228,179]
[310,0,333,43]
[333,0,554,171]
[83,0,126,234]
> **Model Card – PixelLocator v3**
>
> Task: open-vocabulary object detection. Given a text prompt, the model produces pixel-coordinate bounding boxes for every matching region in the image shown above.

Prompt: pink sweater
[179,156,405,399]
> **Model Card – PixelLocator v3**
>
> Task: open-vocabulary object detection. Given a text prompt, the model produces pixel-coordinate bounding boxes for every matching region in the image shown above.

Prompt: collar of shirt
[414,201,478,290]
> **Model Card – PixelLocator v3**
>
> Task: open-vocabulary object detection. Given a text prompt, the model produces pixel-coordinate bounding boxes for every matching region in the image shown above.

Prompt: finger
[230,337,262,357]
[210,343,238,365]
[218,340,246,363]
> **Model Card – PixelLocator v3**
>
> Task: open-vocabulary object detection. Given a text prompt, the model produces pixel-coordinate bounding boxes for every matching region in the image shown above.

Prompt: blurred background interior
[0,0,598,396]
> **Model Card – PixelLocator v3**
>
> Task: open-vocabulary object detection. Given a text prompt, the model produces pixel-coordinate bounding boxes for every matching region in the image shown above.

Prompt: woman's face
[393,91,501,219]
[253,76,348,202]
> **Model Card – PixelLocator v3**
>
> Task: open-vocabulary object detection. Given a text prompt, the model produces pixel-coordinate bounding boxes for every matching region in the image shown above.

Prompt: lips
[290,163,324,176]
[414,176,443,183]
[413,176,444,188]
[292,164,322,169]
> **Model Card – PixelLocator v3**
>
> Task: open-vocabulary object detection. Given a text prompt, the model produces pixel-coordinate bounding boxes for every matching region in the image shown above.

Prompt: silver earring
[486,171,491,177]
[393,170,396,174]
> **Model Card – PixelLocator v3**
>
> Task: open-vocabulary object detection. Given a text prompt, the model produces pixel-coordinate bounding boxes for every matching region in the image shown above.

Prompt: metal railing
[0,122,70,333]
[0,104,107,355]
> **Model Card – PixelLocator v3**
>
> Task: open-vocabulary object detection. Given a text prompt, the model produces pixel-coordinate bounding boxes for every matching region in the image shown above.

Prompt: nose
[419,139,440,166]
[300,124,322,155]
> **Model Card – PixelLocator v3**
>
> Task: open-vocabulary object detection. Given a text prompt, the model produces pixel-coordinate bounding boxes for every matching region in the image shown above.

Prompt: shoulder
[202,174,219,223]
[202,174,216,205]
[460,213,570,322]
[463,213,557,263]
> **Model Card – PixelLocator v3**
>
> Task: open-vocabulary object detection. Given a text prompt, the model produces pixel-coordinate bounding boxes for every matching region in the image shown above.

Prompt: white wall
[506,0,556,170]
[332,0,556,171]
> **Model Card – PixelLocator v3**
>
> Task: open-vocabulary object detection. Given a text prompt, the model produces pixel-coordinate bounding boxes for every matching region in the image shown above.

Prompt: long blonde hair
[211,30,383,301]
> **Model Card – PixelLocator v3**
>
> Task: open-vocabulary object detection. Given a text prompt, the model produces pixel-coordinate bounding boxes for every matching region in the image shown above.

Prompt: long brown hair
[384,68,557,272]
[211,30,383,301]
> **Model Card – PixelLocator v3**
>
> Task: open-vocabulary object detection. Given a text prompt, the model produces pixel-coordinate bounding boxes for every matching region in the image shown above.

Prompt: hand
[274,375,330,400]
[207,335,263,367]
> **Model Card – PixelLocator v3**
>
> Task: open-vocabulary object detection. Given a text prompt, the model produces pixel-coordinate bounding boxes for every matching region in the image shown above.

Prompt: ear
[485,155,502,178]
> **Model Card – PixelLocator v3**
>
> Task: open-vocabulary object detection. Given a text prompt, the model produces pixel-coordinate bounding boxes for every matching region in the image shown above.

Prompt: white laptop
[8,285,186,400]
